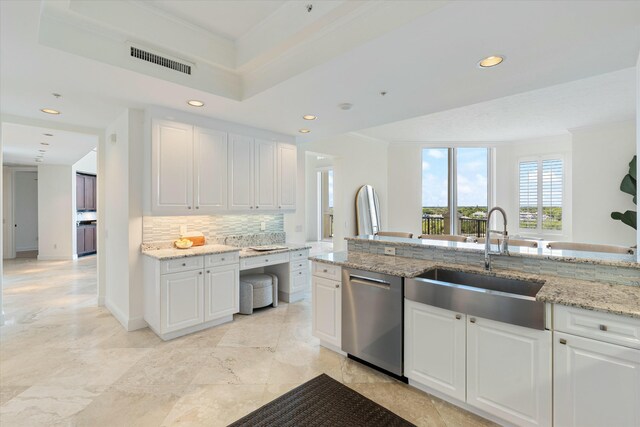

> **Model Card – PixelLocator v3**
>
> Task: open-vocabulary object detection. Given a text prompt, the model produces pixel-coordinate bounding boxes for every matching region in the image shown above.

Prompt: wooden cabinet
[161,269,204,333]
[254,139,277,210]
[467,316,552,427]
[194,127,228,212]
[76,224,96,256]
[554,332,640,427]
[277,143,297,210]
[76,173,96,211]
[404,301,466,401]
[311,262,341,349]
[204,264,239,321]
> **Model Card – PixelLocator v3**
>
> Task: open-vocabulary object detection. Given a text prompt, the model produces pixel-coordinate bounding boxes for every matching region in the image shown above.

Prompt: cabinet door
[277,143,297,210]
[254,139,277,210]
[84,175,96,210]
[76,174,85,210]
[84,226,95,253]
[204,265,239,321]
[161,270,204,333]
[76,227,85,254]
[404,301,466,401]
[312,276,341,347]
[194,127,227,213]
[228,133,254,210]
[152,119,194,214]
[554,332,640,427]
[467,316,552,427]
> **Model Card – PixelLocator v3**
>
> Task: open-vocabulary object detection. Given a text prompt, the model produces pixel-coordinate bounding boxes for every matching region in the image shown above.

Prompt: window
[422,147,490,237]
[327,169,334,208]
[519,158,563,232]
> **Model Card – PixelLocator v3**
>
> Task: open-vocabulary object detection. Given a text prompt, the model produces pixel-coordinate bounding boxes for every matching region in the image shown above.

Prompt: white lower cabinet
[161,270,204,333]
[404,300,466,401]
[204,265,239,321]
[467,316,552,427]
[554,332,640,427]
[311,264,341,349]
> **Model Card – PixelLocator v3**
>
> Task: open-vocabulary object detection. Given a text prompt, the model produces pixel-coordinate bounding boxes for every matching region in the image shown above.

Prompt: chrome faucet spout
[484,207,509,271]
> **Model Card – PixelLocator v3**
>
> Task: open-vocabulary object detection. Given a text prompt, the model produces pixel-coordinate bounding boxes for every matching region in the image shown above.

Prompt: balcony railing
[421,216,487,238]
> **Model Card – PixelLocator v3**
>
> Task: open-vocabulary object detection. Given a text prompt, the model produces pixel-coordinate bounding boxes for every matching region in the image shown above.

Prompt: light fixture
[40,142,50,146]
[41,108,60,115]
[302,115,317,120]
[187,100,204,107]
[478,55,504,68]
[299,129,311,134]
[43,133,53,137]
[38,149,46,152]
[338,103,353,110]
[35,158,43,162]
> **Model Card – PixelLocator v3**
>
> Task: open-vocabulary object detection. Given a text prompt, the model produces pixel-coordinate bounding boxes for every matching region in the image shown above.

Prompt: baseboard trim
[97,296,106,306]
[105,299,128,330]
[37,254,74,261]
[128,316,148,331]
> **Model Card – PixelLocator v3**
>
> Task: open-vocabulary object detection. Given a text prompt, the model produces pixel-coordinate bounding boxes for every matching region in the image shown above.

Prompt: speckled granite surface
[141,244,240,260]
[310,251,640,319]
[239,244,311,258]
[346,235,639,267]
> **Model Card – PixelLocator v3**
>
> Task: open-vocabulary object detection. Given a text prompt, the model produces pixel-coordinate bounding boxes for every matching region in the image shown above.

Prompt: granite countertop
[141,244,240,260]
[347,235,639,268]
[142,243,310,261]
[310,251,640,319]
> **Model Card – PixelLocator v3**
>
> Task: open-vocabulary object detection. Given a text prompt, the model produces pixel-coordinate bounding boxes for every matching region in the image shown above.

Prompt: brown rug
[228,374,416,427]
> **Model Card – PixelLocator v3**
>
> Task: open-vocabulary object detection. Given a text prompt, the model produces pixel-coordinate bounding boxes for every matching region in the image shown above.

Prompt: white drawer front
[312,262,341,281]
[161,256,204,275]
[554,305,640,349]
[205,252,239,268]
[292,271,309,293]
[290,259,309,272]
[240,252,289,270]
[290,249,309,261]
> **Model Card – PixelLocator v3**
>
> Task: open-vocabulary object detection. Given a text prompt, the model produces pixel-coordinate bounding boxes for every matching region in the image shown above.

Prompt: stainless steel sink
[406,268,546,329]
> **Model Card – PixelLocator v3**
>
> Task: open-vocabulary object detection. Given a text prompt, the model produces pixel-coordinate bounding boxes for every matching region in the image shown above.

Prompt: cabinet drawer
[205,252,239,268]
[161,256,204,275]
[554,305,640,349]
[290,259,309,272]
[292,271,309,293]
[290,249,309,261]
[312,262,341,281]
[240,252,289,270]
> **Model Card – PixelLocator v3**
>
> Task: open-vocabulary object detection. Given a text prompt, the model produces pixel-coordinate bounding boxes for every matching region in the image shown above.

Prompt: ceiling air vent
[130,46,192,75]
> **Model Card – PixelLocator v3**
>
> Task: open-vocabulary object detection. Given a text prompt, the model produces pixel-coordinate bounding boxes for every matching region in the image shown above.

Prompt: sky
[422,148,488,207]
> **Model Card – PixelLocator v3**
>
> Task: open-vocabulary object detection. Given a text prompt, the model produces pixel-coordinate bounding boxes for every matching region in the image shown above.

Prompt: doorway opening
[14,170,38,258]
[305,152,335,256]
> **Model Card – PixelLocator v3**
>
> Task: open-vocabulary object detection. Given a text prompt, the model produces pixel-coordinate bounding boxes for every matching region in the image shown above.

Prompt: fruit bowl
[174,238,194,249]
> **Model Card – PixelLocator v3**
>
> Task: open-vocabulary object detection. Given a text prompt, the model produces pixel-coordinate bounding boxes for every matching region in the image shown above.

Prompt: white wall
[286,133,389,251]
[495,135,573,240]
[572,120,636,246]
[104,108,145,331]
[74,150,97,174]
[37,165,75,260]
[387,144,423,235]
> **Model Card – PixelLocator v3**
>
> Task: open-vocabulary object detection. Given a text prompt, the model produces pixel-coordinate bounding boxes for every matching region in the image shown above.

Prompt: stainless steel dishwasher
[342,268,404,377]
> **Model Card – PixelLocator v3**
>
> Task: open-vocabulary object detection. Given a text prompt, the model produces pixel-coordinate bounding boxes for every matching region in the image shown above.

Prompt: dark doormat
[228,373,416,427]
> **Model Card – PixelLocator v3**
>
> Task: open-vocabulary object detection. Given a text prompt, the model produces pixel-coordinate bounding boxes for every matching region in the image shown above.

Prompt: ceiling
[2,122,98,166]
[1,0,639,147]
[358,67,637,142]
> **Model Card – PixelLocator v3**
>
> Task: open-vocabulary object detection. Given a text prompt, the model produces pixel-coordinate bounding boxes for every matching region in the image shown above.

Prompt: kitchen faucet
[484,207,509,271]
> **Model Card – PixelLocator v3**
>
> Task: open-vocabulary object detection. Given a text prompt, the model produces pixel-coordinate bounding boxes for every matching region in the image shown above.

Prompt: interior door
[14,171,38,252]
[194,127,227,212]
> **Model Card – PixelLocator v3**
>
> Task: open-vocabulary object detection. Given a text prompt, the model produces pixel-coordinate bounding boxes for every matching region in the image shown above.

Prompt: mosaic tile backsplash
[142,214,284,243]
[347,240,640,287]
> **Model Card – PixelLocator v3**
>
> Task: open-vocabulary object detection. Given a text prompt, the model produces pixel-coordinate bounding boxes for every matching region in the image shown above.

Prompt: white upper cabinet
[228,133,255,211]
[277,143,297,210]
[254,139,277,210]
[152,119,194,214]
[194,127,227,213]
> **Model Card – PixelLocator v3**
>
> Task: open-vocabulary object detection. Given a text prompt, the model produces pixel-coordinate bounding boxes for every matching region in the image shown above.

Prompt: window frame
[517,154,566,236]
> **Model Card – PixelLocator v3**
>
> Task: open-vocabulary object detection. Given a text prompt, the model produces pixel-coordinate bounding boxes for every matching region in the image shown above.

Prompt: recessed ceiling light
[43,133,53,137]
[302,115,317,120]
[41,108,60,115]
[478,55,504,68]
[40,142,50,146]
[299,129,311,134]
[187,100,205,107]
[35,159,43,162]
[338,103,353,110]
[38,149,46,152]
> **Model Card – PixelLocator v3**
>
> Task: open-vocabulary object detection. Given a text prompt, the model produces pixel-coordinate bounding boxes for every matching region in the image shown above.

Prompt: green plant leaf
[620,174,636,198]
[628,155,637,180]
[611,210,637,230]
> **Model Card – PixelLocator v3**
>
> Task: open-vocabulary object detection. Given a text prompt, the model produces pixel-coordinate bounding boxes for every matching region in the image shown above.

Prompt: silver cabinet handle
[323,269,328,273]
[199,271,203,275]
[279,206,282,209]
[469,318,476,323]
[559,338,567,345]
[188,206,192,209]
[335,284,340,288]
[599,325,607,331]
[256,206,259,209]
[250,206,253,209]
[196,206,199,209]
[455,314,462,320]
[206,270,210,273]
[265,259,269,262]
[182,263,186,267]
[221,258,225,261]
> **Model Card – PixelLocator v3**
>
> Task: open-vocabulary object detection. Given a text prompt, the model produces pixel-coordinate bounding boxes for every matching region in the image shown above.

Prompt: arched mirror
[355,185,381,235]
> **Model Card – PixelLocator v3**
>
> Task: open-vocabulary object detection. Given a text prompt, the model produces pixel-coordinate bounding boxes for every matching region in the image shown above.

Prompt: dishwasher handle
[349,275,391,290]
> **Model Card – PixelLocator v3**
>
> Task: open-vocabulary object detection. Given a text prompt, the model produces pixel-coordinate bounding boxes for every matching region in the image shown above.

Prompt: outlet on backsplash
[260,221,266,231]
[384,247,396,256]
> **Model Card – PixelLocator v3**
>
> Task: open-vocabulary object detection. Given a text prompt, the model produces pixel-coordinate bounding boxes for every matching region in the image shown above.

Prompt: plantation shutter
[542,159,563,230]
[519,161,538,229]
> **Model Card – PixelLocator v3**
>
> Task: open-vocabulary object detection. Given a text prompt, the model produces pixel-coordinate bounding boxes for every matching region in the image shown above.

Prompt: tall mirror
[356,185,381,235]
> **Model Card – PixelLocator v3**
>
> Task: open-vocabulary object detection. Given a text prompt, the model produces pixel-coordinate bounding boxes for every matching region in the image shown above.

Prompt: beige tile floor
[1,256,497,427]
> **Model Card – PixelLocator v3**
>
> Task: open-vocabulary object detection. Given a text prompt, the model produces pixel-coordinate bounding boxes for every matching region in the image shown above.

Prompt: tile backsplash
[142,214,284,243]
